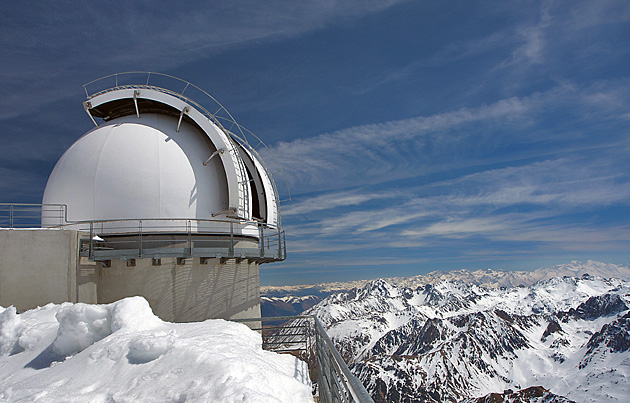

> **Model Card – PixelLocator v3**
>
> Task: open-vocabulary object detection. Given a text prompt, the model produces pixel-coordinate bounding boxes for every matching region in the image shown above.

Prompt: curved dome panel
[85,87,250,220]
[236,144,279,227]
[42,114,228,225]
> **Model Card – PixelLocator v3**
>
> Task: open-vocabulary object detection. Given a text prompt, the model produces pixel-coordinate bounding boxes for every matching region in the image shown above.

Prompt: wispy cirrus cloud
[435,156,630,208]
[0,1,406,120]
[268,80,630,195]
[277,74,630,272]
[282,190,397,216]
[268,95,532,191]
[280,130,629,265]
[402,217,507,239]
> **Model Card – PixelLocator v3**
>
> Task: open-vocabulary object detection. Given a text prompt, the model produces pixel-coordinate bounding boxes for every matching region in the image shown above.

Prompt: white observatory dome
[43,114,228,223]
[41,73,280,237]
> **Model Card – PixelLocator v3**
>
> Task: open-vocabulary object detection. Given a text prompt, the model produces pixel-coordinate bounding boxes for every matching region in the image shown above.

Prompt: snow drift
[0,297,312,402]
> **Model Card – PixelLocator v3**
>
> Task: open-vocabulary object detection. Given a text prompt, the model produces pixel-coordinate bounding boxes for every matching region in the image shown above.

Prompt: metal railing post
[259,225,264,258]
[229,221,235,257]
[138,220,143,258]
[187,220,192,257]
[89,221,94,260]
[9,204,13,228]
[277,227,282,259]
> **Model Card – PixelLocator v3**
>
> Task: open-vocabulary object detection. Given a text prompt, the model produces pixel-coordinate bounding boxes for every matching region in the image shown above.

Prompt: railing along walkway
[0,203,286,262]
[234,315,374,403]
[0,203,68,228]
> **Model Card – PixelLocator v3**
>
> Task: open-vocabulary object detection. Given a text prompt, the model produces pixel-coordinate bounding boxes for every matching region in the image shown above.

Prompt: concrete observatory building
[1,72,285,322]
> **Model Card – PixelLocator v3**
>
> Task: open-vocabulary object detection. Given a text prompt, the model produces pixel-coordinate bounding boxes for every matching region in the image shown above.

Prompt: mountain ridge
[301,267,630,402]
[261,260,630,297]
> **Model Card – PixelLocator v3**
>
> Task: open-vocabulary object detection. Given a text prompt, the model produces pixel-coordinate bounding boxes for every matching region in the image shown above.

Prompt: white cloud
[273,256,431,271]
[281,147,629,257]
[402,217,507,239]
[267,80,630,195]
[0,1,407,119]
[505,5,551,67]
[494,222,630,244]
[267,94,533,191]
[283,190,396,216]
[437,157,630,208]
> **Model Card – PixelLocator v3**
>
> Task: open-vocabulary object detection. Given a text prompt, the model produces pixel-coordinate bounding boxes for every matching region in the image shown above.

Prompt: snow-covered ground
[0,297,312,402]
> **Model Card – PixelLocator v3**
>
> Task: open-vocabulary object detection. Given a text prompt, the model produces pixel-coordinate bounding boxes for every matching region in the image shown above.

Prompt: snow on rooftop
[0,297,312,402]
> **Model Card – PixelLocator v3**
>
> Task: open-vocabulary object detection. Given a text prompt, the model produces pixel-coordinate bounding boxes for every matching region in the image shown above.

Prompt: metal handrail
[234,315,374,403]
[0,203,68,228]
[1,204,280,231]
[76,218,285,262]
[0,204,286,262]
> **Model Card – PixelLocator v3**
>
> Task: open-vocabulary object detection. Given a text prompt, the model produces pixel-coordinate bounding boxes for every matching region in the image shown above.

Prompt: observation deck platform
[0,204,285,263]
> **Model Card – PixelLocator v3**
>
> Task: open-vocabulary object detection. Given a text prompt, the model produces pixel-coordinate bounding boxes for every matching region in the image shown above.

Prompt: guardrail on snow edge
[233,316,374,403]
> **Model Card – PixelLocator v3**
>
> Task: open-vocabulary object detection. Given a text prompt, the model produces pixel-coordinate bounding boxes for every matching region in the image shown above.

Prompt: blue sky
[1,1,629,285]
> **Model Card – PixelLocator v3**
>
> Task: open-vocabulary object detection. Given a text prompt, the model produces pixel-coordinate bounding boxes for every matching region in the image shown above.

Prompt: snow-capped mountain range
[261,260,630,297]
[302,261,630,402]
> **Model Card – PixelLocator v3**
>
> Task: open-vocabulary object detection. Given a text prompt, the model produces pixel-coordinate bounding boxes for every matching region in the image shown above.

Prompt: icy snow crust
[307,274,630,402]
[0,297,312,402]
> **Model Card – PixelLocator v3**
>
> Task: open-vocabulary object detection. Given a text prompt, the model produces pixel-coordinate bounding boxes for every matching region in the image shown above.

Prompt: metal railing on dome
[0,203,286,263]
[82,71,291,204]
[234,315,374,403]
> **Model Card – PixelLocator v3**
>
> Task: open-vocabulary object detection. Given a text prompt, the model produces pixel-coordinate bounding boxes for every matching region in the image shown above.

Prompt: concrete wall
[0,229,97,311]
[0,229,261,322]
[78,257,98,304]
[97,257,261,322]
